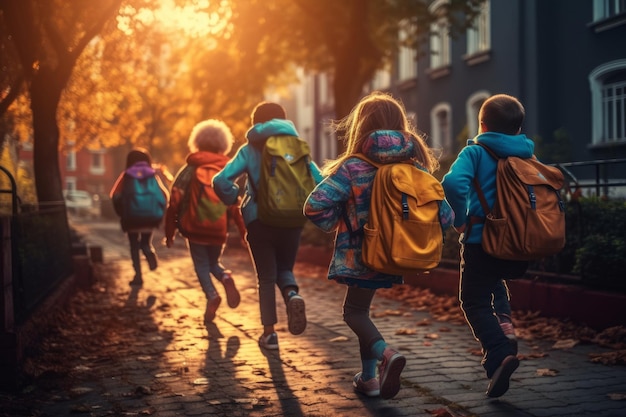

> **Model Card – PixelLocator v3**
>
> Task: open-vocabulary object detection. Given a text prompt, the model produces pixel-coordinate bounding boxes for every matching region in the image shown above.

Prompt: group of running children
[110,92,532,400]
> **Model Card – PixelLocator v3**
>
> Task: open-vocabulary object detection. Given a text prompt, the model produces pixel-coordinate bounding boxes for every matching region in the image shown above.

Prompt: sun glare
[118,0,229,38]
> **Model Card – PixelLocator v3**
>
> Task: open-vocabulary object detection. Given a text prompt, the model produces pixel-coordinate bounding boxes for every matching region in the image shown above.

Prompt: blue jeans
[246,220,301,326]
[188,241,227,299]
[459,243,527,377]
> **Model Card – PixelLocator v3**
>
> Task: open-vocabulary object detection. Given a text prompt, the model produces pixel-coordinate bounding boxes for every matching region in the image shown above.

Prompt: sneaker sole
[380,354,406,399]
[486,355,520,398]
[287,296,307,335]
[223,279,240,309]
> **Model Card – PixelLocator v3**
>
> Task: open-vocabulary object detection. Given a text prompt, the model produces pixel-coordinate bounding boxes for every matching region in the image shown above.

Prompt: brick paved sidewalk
[2,219,625,417]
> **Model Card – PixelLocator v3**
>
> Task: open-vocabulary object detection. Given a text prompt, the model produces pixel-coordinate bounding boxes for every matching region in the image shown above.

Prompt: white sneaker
[258,332,279,350]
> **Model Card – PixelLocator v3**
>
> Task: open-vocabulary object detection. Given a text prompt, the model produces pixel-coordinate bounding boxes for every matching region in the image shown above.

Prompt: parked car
[63,190,95,216]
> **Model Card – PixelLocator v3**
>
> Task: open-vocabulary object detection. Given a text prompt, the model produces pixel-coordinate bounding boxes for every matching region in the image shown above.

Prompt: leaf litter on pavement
[376,283,626,366]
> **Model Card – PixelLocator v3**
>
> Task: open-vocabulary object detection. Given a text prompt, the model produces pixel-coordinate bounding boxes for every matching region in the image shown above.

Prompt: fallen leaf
[395,328,417,335]
[552,339,579,349]
[329,336,349,343]
[607,393,626,401]
[536,368,559,376]
[589,350,626,366]
[193,378,209,385]
[425,333,439,339]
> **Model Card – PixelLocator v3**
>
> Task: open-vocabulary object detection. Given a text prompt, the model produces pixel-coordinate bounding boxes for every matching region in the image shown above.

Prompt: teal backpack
[122,172,166,224]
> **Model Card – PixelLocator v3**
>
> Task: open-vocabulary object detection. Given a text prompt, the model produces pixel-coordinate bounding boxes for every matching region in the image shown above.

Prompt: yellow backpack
[354,154,445,275]
[253,135,317,228]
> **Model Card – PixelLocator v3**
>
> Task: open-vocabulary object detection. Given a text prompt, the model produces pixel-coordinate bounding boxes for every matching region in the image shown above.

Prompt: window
[66,150,76,171]
[65,177,77,191]
[429,0,451,70]
[594,0,626,20]
[90,151,105,175]
[371,68,391,91]
[466,91,490,138]
[430,103,452,154]
[467,1,490,56]
[398,25,417,82]
[592,0,626,31]
[589,60,626,146]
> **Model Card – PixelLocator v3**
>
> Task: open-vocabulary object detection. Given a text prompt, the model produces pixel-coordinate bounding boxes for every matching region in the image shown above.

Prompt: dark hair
[479,94,525,135]
[251,101,286,124]
[126,147,152,168]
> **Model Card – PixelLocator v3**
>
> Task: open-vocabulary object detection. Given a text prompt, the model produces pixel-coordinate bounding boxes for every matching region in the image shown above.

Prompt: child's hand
[454,224,466,234]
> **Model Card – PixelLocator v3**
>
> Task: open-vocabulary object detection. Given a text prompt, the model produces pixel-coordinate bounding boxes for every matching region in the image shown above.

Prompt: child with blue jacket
[442,94,531,398]
[213,102,323,351]
[304,92,453,400]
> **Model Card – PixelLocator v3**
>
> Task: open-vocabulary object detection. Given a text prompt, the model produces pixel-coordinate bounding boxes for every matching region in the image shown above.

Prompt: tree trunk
[330,0,383,155]
[30,66,65,205]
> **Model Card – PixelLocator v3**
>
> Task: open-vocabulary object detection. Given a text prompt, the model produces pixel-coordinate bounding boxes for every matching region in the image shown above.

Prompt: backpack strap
[471,142,498,225]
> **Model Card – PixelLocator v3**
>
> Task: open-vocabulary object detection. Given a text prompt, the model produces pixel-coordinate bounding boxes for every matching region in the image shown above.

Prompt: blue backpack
[122,172,166,224]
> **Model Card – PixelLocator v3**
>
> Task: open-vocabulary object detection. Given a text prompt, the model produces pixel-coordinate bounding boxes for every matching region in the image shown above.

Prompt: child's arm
[304,164,351,233]
[227,200,247,247]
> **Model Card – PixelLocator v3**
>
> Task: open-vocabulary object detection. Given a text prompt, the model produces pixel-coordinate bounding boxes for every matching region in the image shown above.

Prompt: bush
[574,234,626,290]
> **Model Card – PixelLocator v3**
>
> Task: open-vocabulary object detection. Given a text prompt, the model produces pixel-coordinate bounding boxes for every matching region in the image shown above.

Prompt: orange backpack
[472,143,566,261]
[177,164,228,239]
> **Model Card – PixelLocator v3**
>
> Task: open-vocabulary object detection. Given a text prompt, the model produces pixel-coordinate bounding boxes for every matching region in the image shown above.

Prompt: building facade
[296,0,626,195]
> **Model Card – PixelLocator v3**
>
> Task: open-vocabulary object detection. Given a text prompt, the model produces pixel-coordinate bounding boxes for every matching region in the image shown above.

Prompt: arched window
[589,60,626,145]
[466,91,490,138]
[430,103,452,154]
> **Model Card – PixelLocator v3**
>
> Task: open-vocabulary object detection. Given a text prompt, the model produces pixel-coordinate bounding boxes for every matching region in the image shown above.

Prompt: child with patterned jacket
[164,119,246,325]
[304,91,454,399]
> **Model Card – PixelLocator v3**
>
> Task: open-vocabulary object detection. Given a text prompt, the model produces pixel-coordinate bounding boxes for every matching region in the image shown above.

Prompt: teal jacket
[441,132,534,244]
[213,118,323,226]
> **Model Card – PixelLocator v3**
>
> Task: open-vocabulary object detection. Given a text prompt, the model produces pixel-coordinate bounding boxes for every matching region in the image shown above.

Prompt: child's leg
[189,242,221,324]
[139,231,157,270]
[492,279,516,346]
[188,242,218,299]
[208,244,240,309]
[343,286,380,380]
[460,244,516,378]
[343,286,405,399]
[245,221,278,334]
[492,279,512,319]
[127,232,142,284]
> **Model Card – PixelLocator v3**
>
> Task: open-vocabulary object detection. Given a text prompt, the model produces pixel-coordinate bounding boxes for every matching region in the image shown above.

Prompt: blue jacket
[213,118,323,226]
[441,132,535,244]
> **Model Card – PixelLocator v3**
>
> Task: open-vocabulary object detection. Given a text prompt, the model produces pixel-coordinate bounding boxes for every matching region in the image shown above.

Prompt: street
[1,218,625,417]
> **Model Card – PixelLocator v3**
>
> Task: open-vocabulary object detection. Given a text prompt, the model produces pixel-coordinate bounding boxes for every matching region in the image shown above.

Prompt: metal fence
[0,166,74,326]
[556,158,626,199]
